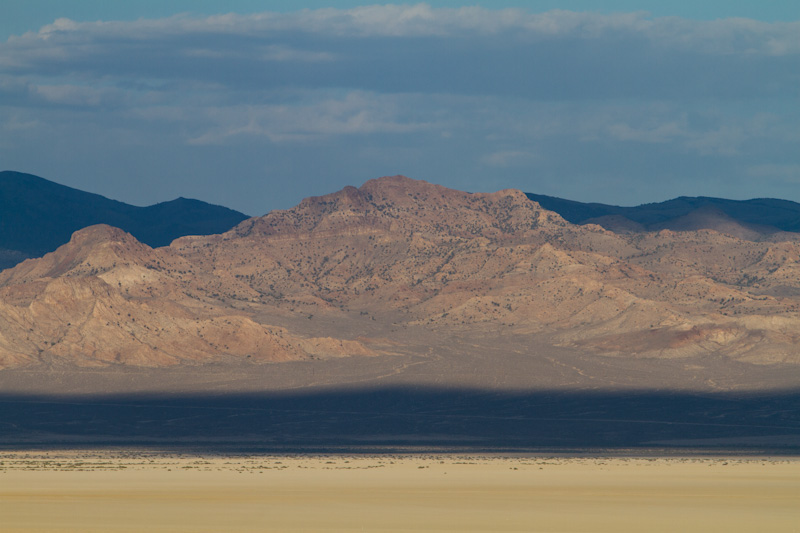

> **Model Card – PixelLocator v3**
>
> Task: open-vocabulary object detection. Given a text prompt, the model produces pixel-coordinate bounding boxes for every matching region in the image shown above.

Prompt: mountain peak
[68,224,136,246]
[360,174,440,194]
[0,224,153,285]
[238,176,564,242]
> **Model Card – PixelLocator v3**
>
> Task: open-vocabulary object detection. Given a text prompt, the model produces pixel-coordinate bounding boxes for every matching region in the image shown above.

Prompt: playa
[1,451,798,532]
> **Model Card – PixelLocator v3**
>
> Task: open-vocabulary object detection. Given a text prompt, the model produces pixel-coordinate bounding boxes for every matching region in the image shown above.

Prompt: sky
[1,2,799,216]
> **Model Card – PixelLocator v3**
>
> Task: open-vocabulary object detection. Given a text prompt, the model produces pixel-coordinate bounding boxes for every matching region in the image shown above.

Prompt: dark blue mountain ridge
[526,192,800,235]
[0,171,249,269]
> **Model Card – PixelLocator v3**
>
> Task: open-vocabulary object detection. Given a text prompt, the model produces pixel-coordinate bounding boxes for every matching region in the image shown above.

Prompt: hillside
[1,176,799,388]
[0,171,249,269]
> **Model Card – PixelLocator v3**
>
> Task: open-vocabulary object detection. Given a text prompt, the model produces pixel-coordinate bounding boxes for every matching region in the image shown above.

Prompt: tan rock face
[2,175,800,369]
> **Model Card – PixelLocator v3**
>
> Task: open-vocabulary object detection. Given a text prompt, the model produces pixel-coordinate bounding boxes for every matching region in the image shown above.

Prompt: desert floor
[1,451,798,533]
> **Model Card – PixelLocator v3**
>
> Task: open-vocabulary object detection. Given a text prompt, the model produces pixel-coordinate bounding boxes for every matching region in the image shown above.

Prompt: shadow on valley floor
[2,387,799,454]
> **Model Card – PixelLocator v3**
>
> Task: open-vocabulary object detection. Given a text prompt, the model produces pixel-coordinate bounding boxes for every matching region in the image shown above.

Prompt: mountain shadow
[0,171,249,269]
[526,192,800,238]
[2,387,799,454]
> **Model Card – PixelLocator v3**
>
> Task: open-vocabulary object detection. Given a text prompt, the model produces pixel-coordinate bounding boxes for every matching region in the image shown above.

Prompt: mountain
[1,175,800,390]
[0,171,249,269]
[526,192,800,239]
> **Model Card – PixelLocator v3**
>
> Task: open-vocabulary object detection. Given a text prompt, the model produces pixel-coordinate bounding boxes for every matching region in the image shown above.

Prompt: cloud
[747,164,800,183]
[184,92,438,145]
[605,117,745,156]
[0,6,796,107]
[481,150,537,168]
[33,83,126,107]
[607,119,687,144]
[13,7,799,54]
[1,5,799,214]
[259,45,336,63]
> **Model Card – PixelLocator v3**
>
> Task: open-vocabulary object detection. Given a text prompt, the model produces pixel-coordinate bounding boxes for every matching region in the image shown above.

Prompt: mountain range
[4,170,800,275]
[527,192,800,240]
[1,175,799,391]
[0,171,248,270]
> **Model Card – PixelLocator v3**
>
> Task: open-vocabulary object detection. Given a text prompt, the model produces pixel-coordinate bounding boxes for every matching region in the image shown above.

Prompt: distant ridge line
[525,192,800,235]
[0,170,249,269]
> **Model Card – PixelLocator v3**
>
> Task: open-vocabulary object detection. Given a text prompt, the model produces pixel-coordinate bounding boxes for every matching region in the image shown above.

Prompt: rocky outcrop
[2,176,800,369]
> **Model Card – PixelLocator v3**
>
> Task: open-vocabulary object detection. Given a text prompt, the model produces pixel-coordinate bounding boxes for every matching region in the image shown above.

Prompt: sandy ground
[0,452,798,533]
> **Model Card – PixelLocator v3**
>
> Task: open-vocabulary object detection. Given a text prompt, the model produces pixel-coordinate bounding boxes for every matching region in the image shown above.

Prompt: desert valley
[2,173,799,532]
[4,3,800,529]
[0,173,798,448]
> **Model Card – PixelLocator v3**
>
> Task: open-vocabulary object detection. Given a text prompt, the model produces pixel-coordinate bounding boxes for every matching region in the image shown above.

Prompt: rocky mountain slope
[2,176,800,372]
[0,171,249,269]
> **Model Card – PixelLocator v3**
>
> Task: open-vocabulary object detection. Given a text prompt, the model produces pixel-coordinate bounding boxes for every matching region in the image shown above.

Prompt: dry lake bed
[1,451,798,532]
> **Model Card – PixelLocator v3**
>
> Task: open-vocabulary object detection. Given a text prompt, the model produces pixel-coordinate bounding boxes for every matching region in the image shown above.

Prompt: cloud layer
[1,4,798,214]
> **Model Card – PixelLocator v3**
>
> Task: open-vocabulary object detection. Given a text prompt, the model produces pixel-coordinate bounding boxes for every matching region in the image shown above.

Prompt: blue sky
[1,2,799,215]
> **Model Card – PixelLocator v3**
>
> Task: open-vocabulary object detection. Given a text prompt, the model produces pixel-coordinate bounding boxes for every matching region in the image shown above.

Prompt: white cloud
[260,45,335,63]
[185,92,438,145]
[600,109,798,156]
[5,5,800,55]
[0,112,40,134]
[1,5,799,213]
[607,119,687,144]
[32,83,124,107]
[0,6,796,108]
[481,150,537,168]
[684,125,745,156]
[747,164,800,182]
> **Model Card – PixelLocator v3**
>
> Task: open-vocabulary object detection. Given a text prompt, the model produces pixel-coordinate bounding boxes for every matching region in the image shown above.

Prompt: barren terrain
[1,176,799,450]
[3,176,800,375]
[2,177,799,531]
[1,451,798,533]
